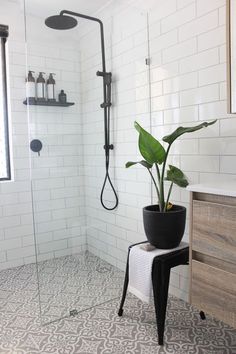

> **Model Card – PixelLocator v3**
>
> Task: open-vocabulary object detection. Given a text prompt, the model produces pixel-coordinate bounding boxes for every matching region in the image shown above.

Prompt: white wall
[0,0,234,302]
[27,41,86,263]
[80,0,232,301]
[0,0,86,270]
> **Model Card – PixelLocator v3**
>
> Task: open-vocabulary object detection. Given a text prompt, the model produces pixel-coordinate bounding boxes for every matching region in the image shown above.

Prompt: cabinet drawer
[192,260,236,328]
[193,200,236,264]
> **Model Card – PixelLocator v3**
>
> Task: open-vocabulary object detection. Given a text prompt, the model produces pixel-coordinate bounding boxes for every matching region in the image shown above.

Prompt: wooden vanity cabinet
[189,191,236,328]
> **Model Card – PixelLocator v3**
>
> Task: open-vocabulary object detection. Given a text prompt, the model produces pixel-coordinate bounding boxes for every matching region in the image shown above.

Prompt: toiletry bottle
[47,73,56,101]
[26,70,35,101]
[59,90,67,103]
[36,72,46,101]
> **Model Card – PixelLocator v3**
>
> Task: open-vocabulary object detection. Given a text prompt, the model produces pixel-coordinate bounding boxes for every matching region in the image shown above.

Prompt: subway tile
[3,203,32,216]
[179,10,218,41]
[0,193,18,206]
[116,215,138,232]
[0,251,6,263]
[177,0,195,9]
[113,37,134,57]
[37,219,67,234]
[197,0,225,17]
[180,84,219,106]
[220,156,236,174]
[149,0,177,23]
[199,138,221,155]
[170,139,199,155]
[179,48,219,74]
[0,216,21,229]
[7,246,35,260]
[220,117,236,137]
[164,106,198,124]
[52,207,79,220]
[198,26,226,52]
[38,239,68,254]
[35,199,65,212]
[152,93,180,111]
[163,72,198,94]
[125,181,150,197]
[199,100,228,120]
[219,137,236,155]
[219,5,226,26]
[199,137,236,156]
[151,62,179,83]
[220,82,227,100]
[33,178,65,191]
[5,224,34,239]
[150,30,178,54]
[161,3,196,33]
[219,44,226,63]
[0,238,22,251]
[199,64,226,86]
[163,38,197,63]
[181,155,219,172]
[148,21,161,40]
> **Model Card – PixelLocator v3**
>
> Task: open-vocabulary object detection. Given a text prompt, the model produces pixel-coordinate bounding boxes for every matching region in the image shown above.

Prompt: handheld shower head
[45,14,77,30]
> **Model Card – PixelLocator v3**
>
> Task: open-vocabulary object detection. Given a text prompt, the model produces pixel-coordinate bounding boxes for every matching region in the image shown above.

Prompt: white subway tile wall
[28,41,87,263]
[0,0,86,270]
[0,0,234,303]
[80,0,232,301]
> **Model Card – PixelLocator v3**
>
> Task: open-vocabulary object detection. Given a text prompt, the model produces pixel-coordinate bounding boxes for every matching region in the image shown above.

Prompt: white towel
[128,241,188,304]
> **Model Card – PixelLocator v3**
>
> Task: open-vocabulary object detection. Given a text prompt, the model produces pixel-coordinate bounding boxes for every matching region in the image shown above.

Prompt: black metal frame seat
[118,241,189,345]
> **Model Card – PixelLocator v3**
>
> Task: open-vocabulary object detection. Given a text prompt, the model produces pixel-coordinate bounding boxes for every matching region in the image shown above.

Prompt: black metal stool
[118,241,189,345]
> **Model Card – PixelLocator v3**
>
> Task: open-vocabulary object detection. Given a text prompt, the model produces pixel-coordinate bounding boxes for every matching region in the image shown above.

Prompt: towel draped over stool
[128,241,189,304]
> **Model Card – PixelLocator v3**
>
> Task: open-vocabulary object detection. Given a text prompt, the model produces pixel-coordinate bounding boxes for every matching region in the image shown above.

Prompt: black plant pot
[143,204,186,249]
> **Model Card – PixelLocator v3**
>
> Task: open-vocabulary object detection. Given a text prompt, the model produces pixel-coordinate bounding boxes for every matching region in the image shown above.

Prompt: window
[0,24,11,181]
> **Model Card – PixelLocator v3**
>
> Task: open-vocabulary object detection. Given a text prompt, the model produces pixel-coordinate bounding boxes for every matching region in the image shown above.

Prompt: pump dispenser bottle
[26,71,35,101]
[47,73,56,101]
[36,72,46,101]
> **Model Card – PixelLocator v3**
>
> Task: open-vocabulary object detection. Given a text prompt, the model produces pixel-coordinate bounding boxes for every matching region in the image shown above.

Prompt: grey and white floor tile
[0,252,235,353]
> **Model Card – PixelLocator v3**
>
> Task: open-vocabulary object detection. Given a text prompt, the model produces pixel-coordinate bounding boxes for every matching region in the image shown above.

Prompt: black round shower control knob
[30,139,43,155]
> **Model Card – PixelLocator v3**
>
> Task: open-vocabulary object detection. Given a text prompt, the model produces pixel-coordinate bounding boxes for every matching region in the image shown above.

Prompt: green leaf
[134,121,166,164]
[126,160,153,169]
[166,165,189,188]
[163,120,217,145]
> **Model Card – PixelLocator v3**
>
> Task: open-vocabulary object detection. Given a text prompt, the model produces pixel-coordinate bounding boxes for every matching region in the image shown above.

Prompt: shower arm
[60,10,106,72]
[60,11,112,152]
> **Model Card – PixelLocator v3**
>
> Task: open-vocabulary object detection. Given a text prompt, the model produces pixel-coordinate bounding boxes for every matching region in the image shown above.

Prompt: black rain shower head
[45,14,77,30]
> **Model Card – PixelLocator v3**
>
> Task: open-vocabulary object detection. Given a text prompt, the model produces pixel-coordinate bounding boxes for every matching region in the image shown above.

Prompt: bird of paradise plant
[126,120,216,212]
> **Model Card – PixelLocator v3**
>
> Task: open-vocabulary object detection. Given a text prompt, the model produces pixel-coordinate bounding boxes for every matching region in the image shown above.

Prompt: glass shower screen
[25,0,149,325]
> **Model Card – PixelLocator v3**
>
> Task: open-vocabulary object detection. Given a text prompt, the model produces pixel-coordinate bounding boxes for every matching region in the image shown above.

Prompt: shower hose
[100,105,119,210]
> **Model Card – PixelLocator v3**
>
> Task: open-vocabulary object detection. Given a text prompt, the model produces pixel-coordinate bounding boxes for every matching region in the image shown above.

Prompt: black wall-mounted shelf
[23,99,75,107]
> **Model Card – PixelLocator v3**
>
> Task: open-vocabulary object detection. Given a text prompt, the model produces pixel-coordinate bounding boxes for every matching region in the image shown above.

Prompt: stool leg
[200,311,206,320]
[118,242,147,317]
[118,256,129,316]
[152,263,171,346]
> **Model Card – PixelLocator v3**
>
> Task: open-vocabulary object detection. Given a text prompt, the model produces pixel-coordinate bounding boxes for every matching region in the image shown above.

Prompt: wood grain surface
[192,260,236,328]
[193,200,236,265]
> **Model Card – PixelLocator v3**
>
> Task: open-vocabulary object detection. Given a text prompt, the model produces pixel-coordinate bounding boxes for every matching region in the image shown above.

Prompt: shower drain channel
[69,309,78,317]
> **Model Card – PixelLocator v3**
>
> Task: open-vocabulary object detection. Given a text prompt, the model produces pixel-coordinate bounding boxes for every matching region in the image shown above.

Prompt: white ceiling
[25,0,110,19]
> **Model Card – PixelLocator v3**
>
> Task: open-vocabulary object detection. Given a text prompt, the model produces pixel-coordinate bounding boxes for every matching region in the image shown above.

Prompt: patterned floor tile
[0,252,235,353]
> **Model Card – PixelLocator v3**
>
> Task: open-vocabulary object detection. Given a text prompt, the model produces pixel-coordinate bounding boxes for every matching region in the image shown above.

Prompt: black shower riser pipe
[45,10,118,210]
